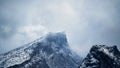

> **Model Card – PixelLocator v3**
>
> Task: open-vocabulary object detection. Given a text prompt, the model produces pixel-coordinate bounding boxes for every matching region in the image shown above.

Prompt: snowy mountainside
[0,32,82,68]
[80,45,120,68]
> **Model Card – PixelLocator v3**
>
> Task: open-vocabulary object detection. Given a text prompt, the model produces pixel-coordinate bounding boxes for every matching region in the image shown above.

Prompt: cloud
[0,0,120,57]
[18,24,48,40]
[0,24,48,54]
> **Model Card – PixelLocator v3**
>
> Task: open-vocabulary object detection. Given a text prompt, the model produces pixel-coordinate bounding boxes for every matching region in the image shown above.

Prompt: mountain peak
[90,45,120,58]
[45,32,67,46]
[32,32,68,50]
[0,32,82,68]
[80,45,120,68]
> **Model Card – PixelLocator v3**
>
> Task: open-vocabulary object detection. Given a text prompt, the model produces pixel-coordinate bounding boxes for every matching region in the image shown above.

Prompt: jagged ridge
[80,45,120,68]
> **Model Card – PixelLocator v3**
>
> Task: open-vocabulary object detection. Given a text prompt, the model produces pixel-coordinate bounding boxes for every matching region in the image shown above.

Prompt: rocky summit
[0,32,82,68]
[80,45,120,68]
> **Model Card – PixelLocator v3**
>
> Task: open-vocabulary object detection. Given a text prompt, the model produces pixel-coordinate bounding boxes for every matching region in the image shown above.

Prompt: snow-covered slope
[0,32,82,68]
[80,45,120,68]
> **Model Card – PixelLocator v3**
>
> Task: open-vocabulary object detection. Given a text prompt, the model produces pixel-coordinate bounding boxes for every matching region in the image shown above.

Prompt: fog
[0,0,120,57]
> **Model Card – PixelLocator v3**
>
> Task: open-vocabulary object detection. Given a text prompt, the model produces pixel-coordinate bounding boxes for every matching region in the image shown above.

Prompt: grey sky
[0,0,120,57]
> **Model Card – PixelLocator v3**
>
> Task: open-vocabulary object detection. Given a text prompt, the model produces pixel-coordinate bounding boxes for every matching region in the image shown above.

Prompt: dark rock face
[0,32,82,68]
[80,45,120,68]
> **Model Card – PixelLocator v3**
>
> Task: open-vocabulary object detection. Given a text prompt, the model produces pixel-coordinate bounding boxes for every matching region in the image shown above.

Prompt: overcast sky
[0,0,120,57]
